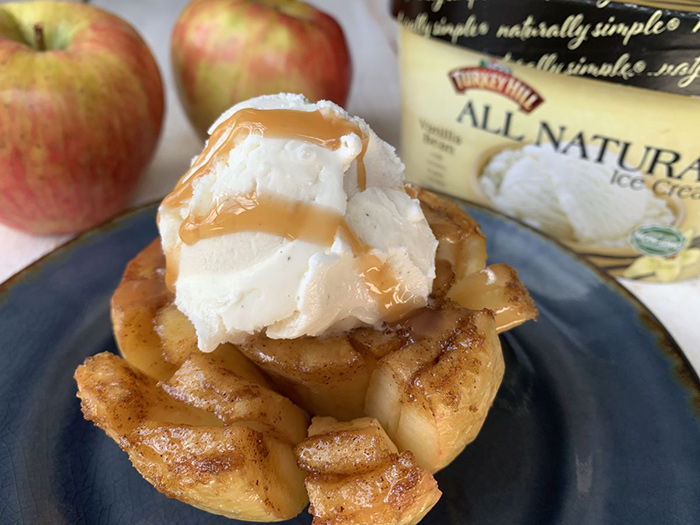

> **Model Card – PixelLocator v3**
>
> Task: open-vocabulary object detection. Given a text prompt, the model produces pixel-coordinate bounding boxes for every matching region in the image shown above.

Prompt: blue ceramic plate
[1,201,699,525]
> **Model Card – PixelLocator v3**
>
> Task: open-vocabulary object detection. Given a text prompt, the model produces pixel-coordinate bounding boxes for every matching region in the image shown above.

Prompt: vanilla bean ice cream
[158,94,438,352]
[480,144,675,247]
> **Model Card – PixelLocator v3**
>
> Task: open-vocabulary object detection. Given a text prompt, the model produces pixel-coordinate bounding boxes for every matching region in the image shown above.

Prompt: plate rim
[1,196,698,408]
[0,199,160,294]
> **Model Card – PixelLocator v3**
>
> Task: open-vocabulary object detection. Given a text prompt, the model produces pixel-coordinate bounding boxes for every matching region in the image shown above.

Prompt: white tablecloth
[2,0,698,372]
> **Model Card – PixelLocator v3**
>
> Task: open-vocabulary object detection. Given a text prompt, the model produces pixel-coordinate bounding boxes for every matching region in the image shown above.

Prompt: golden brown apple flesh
[161,350,308,444]
[238,334,370,421]
[110,239,177,381]
[417,187,487,281]
[130,421,307,521]
[75,352,308,521]
[448,263,538,332]
[296,416,399,474]
[296,416,441,525]
[154,302,200,367]
[418,188,537,334]
[365,304,505,473]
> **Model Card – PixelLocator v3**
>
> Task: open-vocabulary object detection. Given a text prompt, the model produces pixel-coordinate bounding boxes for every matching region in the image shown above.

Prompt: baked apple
[75,350,308,520]
[76,188,537,522]
[296,416,442,525]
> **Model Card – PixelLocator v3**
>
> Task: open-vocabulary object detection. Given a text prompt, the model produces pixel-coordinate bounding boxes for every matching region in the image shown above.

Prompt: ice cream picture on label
[480,143,677,249]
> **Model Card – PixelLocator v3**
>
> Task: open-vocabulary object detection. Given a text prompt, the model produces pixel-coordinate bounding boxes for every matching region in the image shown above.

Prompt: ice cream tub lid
[392,0,700,97]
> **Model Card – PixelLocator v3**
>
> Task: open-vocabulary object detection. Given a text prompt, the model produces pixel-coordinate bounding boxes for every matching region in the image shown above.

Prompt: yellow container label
[398,26,700,282]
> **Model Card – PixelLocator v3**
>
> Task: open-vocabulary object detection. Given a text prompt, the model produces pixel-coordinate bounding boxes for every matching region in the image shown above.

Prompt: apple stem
[33,23,46,52]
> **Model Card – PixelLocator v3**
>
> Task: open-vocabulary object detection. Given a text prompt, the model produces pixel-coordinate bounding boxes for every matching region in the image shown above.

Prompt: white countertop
[2,0,698,372]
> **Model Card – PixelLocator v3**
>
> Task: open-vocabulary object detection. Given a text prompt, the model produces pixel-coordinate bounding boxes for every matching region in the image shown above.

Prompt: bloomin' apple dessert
[75,94,537,523]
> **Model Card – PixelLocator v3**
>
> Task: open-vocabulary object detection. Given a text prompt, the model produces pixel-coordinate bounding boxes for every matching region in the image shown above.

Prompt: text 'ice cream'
[158,94,438,352]
[480,144,675,247]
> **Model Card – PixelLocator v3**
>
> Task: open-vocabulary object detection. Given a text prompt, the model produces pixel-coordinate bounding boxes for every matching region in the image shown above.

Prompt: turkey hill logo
[449,59,544,114]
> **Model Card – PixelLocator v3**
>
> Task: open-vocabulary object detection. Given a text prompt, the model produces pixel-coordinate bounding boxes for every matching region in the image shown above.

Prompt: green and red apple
[0,1,165,234]
[171,0,352,139]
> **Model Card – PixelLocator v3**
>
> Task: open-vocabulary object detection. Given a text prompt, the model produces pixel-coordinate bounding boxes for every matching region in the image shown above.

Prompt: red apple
[0,1,165,234]
[171,0,351,139]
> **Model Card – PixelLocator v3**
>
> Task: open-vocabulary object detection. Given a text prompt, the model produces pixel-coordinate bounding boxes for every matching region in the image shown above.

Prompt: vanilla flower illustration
[624,229,700,282]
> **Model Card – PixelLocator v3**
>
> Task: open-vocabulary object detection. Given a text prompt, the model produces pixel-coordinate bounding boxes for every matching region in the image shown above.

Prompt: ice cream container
[393,0,700,282]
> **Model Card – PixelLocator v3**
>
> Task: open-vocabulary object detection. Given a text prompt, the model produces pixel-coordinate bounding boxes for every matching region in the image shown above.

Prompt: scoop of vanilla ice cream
[480,144,674,247]
[158,93,438,352]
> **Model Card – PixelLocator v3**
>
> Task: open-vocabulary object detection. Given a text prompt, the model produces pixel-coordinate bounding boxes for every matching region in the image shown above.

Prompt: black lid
[392,0,700,97]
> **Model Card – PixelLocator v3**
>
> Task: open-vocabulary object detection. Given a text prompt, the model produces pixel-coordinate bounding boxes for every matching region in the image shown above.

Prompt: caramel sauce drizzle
[162,108,368,290]
[179,193,343,247]
[177,193,418,321]
[337,222,421,322]
[161,108,418,321]
[163,108,368,210]
[164,247,180,292]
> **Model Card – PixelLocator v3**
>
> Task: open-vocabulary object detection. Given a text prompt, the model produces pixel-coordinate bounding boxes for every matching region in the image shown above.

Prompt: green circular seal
[630,225,686,257]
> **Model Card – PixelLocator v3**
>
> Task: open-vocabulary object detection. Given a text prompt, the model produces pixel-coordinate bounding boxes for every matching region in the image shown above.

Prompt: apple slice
[75,351,219,440]
[110,239,177,381]
[364,304,505,473]
[161,350,308,444]
[239,334,371,420]
[346,326,409,375]
[129,422,307,521]
[296,416,441,525]
[417,187,487,282]
[75,352,308,521]
[154,303,199,367]
[448,263,538,333]
[417,189,537,333]
[296,416,399,474]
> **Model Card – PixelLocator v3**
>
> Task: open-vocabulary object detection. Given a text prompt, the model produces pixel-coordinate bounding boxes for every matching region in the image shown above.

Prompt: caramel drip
[338,222,420,322]
[164,247,180,292]
[163,108,368,211]
[180,193,343,246]
[403,184,420,199]
[357,138,369,191]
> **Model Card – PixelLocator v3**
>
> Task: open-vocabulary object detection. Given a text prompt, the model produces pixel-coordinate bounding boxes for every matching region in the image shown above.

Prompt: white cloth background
[2,0,698,371]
